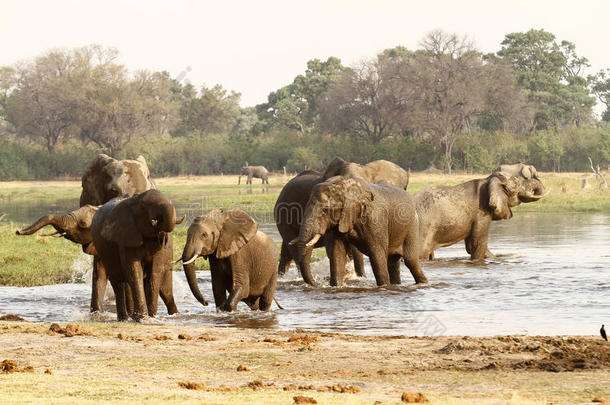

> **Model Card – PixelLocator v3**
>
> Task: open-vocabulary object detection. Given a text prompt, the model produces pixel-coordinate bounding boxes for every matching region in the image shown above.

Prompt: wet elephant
[415,171,548,260]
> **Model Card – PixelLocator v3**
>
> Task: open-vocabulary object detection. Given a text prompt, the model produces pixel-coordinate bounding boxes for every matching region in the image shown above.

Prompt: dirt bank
[0,321,608,404]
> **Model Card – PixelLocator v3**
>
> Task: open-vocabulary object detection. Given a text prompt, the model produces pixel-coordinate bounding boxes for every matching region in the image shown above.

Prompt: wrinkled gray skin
[275,157,409,286]
[238,165,269,184]
[179,209,279,312]
[415,171,547,261]
[91,190,179,321]
[494,163,539,181]
[296,177,427,286]
[16,205,99,256]
[80,154,156,313]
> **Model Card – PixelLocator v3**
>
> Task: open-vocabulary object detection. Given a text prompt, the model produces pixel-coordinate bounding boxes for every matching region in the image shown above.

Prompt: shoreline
[1,320,608,404]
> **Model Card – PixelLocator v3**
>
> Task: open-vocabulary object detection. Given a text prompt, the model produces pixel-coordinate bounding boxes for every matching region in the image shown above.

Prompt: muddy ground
[0,321,608,404]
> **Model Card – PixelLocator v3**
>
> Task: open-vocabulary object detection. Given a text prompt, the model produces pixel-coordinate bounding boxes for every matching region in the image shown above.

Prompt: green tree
[588,68,610,121]
[257,57,344,133]
[497,29,595,130]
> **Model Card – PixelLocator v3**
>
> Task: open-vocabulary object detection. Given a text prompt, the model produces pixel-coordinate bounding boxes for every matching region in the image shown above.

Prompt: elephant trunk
[518,179,549,203]
[295,217,321,286]
[16,214,72,236]
[183,262,208,307]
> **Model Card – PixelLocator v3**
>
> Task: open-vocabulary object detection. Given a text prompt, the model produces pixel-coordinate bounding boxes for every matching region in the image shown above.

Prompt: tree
[4,50,79,153]
[406,30,489,173]
[589,69,610,121]
[496,29,595,130]
[257,57,344,133]
[319,52,413,143]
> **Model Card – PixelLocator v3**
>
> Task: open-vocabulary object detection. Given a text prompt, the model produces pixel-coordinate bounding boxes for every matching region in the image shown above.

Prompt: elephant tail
[273,297,284,310]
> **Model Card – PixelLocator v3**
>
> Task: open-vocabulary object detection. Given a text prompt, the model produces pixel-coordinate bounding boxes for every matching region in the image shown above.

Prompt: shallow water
[1,208,608,336]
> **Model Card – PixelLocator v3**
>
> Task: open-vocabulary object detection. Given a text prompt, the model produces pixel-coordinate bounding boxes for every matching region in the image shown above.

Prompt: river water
[1,197,608,336]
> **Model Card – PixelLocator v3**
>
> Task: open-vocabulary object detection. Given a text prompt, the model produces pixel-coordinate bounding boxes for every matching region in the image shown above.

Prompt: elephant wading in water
[238,165,269,184]
[177,209,279,312]
[91,189,182,321]
[416,170,548,261]
[16,205,99,256]
[275,157,410,286]
[293,176,427,286]
[80,153,156,313]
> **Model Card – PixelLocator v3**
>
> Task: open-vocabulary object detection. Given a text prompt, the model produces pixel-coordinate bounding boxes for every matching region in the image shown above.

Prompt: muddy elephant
[91,190,181,321]
[80,154,155,206]
[177,209,278,312]
[16,205,99,256]
[293,176,427,287]
[80,153,156,312]
[15,204,181,317]
[275,157,409,286]
[416,171,548,261]
[238,165,269,185]
[494,163,539,180]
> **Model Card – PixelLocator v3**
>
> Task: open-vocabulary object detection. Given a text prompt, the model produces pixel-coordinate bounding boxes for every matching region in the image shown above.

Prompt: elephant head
[100,190,178,248]
[494,163,539,181]
[292,177,373,281]
[80,154,155,206]
[16,205,99,255]
[179,209,258,307]
[322,156,409,190]
[487,171,548,220]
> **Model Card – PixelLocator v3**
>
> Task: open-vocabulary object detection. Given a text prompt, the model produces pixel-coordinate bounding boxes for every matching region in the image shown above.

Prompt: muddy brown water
[1,197,608,336]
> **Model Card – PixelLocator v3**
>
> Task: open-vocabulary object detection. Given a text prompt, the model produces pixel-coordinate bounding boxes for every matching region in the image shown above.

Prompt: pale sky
[1,0,609,108]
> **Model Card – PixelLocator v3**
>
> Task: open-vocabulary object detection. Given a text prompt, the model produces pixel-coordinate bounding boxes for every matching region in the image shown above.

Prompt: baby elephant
[179,209,279,312]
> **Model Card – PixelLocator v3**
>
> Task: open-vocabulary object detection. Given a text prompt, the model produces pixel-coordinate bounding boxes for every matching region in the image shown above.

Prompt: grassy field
[1,171,609,286]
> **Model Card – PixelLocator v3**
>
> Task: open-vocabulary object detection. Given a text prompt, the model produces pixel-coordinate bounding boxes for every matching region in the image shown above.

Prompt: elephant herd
[15,154,548,321]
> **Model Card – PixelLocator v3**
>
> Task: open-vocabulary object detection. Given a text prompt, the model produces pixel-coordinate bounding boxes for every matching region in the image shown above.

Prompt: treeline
[1,29,610,180]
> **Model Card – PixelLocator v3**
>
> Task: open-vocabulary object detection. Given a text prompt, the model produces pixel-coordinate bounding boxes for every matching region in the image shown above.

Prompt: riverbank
[1,172,609,286]
[0,320,608,404]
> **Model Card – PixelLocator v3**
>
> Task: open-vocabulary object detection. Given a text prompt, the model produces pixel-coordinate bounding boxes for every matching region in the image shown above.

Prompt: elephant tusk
[182,255,198,265]
[40,231,66,237]
[175,214,186,225]
[305,233,321,247]
[288,237,299,246]
[173,257,183,264]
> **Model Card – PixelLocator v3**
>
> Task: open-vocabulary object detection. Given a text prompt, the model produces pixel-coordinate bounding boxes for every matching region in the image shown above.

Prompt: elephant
[177,209,279,312]
[494,163,539,180]
[293,176,428,287]
[15,205,99,256]
[274,157,409,286]
[415,171,548,261]
[80,153,156,313]
[15,204,181,317]
[238,165,269,184]
[80,154,156,206]
[91,189,180,321]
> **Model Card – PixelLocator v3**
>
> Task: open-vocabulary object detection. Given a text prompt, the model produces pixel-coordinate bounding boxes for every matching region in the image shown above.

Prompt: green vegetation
[1,29,610,180]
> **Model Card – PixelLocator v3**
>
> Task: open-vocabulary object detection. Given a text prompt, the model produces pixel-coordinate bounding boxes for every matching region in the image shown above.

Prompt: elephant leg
[90,256,107,313]
[403,223,428,284]
[110,280,128,322]
[210,269,228,308]
[259,271,277,311]
[467,220,491,260]
[159,267,178,315]
[388,255,401,285]
[123,255,147,321]
[145,259,165,317]
[222,267,248,312]
[466,239,495,259]
[369,251,390,286]
[326,236,347,287]
[349,245,365,277]
[238,175,241,185]
[246,297,260,310]
[125,283,135,317]
[277,242,292,276]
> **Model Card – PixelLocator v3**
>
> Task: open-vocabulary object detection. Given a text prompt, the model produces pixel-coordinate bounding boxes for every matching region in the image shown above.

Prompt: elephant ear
[135,155,156,190]
[487,173,513,220]
[80,154,115,206]
[338,179,371,233]
[100,200,143,247]
[520,165,533,179]
[322,157,348,179]
[216,209,258,259]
